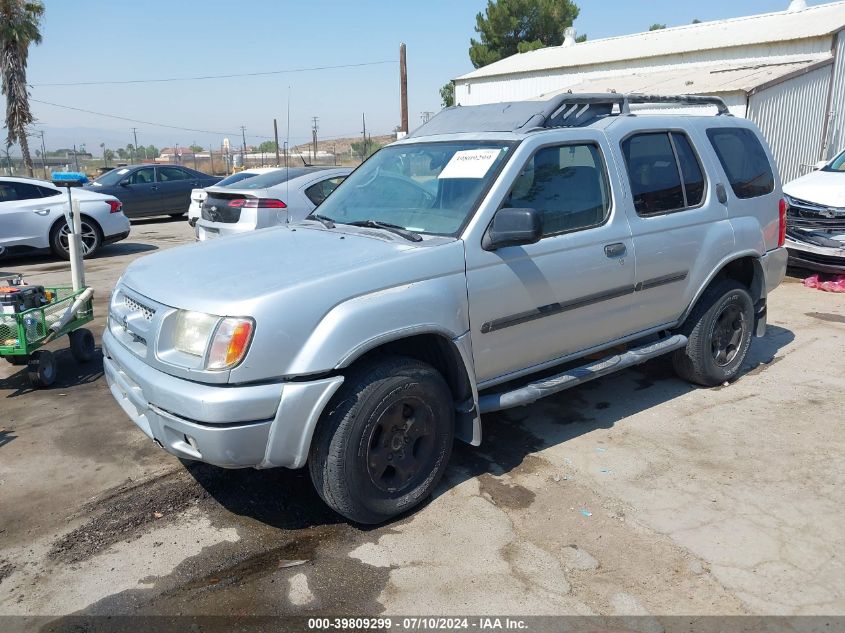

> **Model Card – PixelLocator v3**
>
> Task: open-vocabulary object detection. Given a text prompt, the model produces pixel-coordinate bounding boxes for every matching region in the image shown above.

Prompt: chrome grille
[123,295,155,321]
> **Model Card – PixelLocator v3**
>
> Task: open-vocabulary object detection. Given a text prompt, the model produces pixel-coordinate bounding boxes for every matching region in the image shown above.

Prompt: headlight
[173,311,219,357]
[172,310,254,370]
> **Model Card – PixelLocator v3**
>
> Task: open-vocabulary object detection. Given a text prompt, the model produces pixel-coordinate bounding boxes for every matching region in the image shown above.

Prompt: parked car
[104,93,787,524]
[782,147,845,273]
[187,168,282,228]
[86,164,220,219]
[195,167,351,240]
[0,176,129,260]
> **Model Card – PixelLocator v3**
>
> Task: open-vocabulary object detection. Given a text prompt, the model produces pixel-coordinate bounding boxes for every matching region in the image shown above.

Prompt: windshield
[313,141,513,235]
[823,149,845,172]
[92,167,133,186]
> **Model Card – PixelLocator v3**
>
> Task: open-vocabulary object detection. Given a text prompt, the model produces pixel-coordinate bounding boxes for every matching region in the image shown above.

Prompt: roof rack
[406,92,731,138]
[524,92,731,130]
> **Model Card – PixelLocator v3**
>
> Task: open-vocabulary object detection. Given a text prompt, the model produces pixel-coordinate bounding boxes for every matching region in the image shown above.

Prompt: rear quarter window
[706,128,774,199]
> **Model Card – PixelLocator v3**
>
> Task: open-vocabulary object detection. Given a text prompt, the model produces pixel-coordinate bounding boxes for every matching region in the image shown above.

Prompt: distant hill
[291,133,395,157]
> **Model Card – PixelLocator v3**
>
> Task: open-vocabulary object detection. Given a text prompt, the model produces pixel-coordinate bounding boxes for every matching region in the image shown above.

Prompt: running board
[478,334,688,414]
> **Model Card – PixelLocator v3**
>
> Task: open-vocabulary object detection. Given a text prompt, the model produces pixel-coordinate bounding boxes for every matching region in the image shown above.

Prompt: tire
[69,328,96,363]
[309,356,455,524]
[4,355,27,366]
[672,279,754,387]
[27,350,57,388]
[49,216,102,260]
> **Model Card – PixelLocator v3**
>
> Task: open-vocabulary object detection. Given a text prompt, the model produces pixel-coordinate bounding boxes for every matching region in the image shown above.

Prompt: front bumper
[785,240,845,274]
[102,328,344,469]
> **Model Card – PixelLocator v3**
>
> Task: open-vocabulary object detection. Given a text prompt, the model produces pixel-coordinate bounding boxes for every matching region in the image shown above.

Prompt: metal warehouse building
[453,0,845,183]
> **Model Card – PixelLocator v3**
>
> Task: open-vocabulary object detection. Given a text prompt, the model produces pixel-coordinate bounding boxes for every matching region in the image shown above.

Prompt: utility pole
[273,118,281,167]
[192,141,198,170]
[72,144,80,171]
[240,126,247,169]
[38,131,47,179]
[311,116,319,164]
[361,113,367,162]
[399,43,409,135]
[131,127,139,163]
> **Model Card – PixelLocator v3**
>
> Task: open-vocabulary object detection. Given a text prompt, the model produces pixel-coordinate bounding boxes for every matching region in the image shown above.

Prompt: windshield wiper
[306,214,335,229]
[345,220,423,242]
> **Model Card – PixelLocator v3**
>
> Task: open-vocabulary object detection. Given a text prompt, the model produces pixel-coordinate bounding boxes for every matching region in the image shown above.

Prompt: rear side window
[504,143,611,237]
[706,128,774,199]
[305,176,345,206]
[621,132,705,215]
[159,167,190,181]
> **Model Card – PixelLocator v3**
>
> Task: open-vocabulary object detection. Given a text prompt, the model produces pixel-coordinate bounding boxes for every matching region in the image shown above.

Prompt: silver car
[0,177,130,260]
[195,167,350,240]
[104,93,787,524]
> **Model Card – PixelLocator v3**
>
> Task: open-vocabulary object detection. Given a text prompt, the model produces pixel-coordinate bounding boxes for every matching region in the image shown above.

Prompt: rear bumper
[103,230,130,246]
[102,328,344,469]
[196,220,255,241]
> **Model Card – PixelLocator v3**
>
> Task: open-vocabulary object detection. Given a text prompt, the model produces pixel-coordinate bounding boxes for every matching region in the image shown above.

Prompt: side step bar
[478,334,688,414]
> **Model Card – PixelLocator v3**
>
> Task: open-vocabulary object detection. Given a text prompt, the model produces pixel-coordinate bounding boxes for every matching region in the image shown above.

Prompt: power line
[30,98,273,139]
[32,60,397,87]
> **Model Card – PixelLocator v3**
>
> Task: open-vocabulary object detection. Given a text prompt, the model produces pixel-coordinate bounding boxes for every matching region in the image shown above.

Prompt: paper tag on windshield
[439,149,501,179]
[116,168,129,174]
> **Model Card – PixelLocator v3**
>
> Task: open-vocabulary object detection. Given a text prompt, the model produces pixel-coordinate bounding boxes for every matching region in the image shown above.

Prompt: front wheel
[309,356,454,524]
[673,280,754,387]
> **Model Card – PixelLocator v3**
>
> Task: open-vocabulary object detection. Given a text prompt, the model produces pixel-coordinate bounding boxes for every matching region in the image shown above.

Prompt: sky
[10,0,831,155]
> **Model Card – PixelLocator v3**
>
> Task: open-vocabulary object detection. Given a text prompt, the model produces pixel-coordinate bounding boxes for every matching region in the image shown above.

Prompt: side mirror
[483,207,542,251]
[119,179,131,186]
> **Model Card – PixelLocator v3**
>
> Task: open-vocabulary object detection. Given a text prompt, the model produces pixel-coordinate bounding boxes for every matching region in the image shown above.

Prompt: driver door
[119,166,160,217]
[465,136,638,386]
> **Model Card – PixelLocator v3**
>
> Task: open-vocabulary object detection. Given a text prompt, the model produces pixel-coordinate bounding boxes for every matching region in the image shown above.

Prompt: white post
[68,198,85,291]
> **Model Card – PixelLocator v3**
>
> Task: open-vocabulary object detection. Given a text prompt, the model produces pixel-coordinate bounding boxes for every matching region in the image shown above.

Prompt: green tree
[649,23,667,31]
[116,147,128,160]
[469,0,580,69]
[145,144,159,159]
[189,144,203,153]
[575,32,587,42]
[440,82,455,108]
[692,19,702,24]
[0,0,44,177]
[257,140,278,153]
[351,138,382,161]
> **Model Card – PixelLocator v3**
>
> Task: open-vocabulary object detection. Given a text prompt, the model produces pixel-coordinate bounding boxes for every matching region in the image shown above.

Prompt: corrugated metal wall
[826,29,845,158]
[747,64,832,184]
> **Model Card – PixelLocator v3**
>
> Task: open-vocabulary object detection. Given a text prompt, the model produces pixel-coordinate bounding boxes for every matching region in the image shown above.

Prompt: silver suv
[103,94,788,524]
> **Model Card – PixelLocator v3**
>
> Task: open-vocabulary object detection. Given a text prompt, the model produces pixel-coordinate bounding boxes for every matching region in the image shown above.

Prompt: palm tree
[0,0,44,177]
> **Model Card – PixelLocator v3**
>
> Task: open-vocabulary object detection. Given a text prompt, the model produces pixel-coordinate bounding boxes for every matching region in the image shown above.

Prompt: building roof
[456,1,845,81]
[537,56,834,98]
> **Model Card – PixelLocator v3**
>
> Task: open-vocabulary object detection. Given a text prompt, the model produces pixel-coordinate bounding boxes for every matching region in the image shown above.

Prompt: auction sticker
[439,149,502,179]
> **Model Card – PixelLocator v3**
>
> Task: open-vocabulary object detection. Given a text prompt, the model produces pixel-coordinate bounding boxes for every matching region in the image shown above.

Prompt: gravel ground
[0,217,843,623]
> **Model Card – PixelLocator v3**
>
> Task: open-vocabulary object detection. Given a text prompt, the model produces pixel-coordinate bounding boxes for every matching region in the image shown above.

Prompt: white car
[187,168,282,228]
[0,177,130,260]
[196,167,351,241]
[782,148,845,273]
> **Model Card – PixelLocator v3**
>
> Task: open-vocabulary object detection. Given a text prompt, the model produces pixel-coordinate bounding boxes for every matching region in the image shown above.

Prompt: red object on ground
[803,274,845,293]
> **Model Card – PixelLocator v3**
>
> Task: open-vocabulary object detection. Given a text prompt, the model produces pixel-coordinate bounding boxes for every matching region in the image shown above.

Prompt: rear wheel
[673,280,754,387]
[309,356,454,524]
[50,217,102,260]
[69,328,96,363]
[28,350,57,388]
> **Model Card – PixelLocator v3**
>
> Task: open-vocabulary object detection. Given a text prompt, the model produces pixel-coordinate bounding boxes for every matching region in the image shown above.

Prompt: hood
[783,170,845,208]
[120,224,461,315]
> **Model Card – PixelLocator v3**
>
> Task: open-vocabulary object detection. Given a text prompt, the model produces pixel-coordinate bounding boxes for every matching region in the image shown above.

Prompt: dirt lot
[0,218,843,623]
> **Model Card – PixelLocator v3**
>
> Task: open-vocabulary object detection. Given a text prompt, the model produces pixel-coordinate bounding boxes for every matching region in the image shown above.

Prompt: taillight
[107,200,122,214]
[227,198,286,208]
[778,198,787,247]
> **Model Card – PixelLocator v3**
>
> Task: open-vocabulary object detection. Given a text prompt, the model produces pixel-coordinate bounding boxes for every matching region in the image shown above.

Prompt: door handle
[33,208,51,216]
[151,186,158,190]
[604,243,627,258]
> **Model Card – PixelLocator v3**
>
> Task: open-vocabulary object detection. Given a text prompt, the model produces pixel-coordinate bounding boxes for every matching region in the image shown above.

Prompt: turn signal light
[207,318,254,370]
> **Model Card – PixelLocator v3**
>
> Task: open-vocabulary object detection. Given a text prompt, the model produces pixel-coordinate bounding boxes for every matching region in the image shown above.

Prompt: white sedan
[782,148,845,273]
[0,177,130,260]
[187,167,282,228]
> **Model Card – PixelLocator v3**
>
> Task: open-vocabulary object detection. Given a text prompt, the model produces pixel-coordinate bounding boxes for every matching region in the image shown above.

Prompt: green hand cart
[1,172,97,388]
[1,286,96,388]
